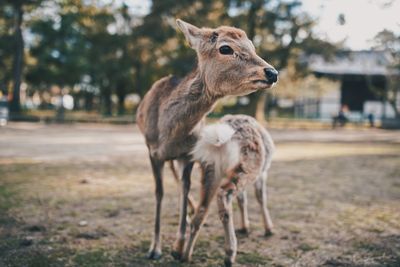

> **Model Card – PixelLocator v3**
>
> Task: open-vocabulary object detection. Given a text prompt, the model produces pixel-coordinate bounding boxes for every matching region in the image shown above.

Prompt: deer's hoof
[180,254,191,263]
[235,228,249,236]
[171,250,182,260]
[224,258,233,267]
[264,229,274,238]
[147,250,162,260]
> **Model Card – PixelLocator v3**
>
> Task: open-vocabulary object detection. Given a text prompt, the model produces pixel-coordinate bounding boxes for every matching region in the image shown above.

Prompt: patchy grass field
[0,123,399,267]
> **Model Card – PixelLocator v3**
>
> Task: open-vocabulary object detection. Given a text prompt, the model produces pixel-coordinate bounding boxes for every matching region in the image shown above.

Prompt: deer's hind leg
[147,156,165,259]
[254,171,273,236]
[181,164,221,262]
[169,160,197,215]
[218,187,237,267]
[236,190,250,235]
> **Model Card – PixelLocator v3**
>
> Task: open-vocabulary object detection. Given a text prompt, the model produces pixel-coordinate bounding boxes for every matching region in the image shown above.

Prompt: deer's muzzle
[263,68,278,84]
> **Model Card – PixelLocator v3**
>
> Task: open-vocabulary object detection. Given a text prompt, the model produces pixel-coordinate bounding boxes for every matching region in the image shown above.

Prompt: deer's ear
[176,19,202,49]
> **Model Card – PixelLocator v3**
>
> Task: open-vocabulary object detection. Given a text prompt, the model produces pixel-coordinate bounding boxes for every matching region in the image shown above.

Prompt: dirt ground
[1,122,399,267]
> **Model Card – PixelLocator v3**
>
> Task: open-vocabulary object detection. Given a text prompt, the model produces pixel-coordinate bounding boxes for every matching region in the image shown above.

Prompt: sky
[126,0,400,51]
[301,0,400,50]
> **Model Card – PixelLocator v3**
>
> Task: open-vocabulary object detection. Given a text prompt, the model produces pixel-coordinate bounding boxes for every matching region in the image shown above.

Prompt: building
[308,50,399,121]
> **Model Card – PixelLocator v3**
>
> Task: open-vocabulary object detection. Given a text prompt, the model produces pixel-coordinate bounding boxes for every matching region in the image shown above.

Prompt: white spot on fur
[192,123,240,178]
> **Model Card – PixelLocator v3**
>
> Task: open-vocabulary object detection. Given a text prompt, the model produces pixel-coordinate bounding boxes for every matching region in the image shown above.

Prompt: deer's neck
[182,70,218,113]
[160,69,219,142]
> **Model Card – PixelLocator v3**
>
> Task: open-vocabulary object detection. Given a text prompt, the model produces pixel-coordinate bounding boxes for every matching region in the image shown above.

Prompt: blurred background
[1,1,400,267]
[0,0,399,127]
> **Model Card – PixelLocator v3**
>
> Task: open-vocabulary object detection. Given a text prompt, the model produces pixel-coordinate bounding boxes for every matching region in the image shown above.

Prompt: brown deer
[187,114,275,266]
[136,19,278,260]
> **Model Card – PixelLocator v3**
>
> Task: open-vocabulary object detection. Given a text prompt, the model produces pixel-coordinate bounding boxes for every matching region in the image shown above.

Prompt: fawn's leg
[171,160,194,260]
[169,160,197,215]
[147,156,165,259]
[217,188,237,267]
[236,190,250,234]
[254,171,273,236]
[182,164,220,262]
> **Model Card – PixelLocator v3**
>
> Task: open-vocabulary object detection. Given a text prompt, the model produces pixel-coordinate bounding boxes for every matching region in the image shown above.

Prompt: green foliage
[26,0,136,114]
[0,4,14,94]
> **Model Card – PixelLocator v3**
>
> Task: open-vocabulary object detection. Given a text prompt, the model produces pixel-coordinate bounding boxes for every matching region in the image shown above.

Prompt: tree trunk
[246,1,262,40]
[245,1,268,121]
[389,99,400,119]
[255,91,268,123]
[387,75,400,119]
[134,61,143,98]
[10,3,24,115]
[102,89,112,116]
[72,95,79,110]
[84,92,94,111]
[241,91,261,116]
[116,81,126,115]
[238,90,270,122]
[117,93,125,115]
[56,90,65,122]
[103,94,112,116]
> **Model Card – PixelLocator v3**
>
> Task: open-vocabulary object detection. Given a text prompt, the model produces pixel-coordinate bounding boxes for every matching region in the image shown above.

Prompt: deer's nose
[264,68,278,84]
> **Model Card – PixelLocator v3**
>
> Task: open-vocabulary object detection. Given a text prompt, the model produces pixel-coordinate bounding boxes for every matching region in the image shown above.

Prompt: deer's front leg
[254,171,273,237]
[171,160,194,260]
[236,190,250,235]
[147,156,165,260]
[181,163,220,262]
[217,188,237,267]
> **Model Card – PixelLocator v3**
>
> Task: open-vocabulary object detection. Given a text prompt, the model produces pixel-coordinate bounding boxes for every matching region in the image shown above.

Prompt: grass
[0,126,400,266]
[236,251,271,265]
[0,185,15,212]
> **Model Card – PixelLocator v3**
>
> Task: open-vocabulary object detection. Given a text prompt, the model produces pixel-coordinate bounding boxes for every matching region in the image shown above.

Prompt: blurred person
[332,105,349,128]
[367,112,375,128]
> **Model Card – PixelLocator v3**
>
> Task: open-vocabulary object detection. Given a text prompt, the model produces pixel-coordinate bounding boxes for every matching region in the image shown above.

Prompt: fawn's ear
[176,19,202,49]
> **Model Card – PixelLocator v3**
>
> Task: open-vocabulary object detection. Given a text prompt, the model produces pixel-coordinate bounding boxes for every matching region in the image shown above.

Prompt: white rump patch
[201,123,235,147]
[192,123,240,177]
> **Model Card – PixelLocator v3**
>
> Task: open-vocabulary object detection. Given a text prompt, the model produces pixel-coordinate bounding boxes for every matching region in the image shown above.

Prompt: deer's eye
[219,45,234,55]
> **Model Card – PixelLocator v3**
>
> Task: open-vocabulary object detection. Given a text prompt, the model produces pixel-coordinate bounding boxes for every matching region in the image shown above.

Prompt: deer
[135,19,278,261]
[187,114,275,266]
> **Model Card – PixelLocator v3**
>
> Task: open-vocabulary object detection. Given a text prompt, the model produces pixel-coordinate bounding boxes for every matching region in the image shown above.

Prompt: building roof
[309,50,398,76]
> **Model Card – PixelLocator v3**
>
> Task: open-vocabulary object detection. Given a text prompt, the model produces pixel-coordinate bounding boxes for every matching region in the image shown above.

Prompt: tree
[28,1,90,89]
[27,0,94,118]
[3,0,43,115]
[0,4,14,97]
[131,0,228,98]
[27,0,127,116]
[2,0,340,119]
[136,0,337,121]
[229,0,337,121]
[372,29,400,118]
